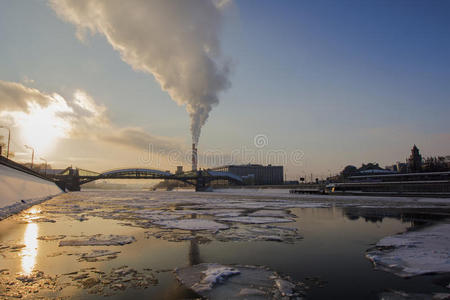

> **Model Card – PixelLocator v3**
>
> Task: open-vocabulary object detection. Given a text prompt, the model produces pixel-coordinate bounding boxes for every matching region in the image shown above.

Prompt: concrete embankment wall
[0,163,63,219]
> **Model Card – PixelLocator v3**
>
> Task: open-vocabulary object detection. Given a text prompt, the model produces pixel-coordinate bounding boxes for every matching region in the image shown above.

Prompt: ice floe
[154,219,229,231]
[57,265,158,296]
[366,223,450,277]
[59,234,136,247]
[379,290,450,300]
[79,249,121,262]
[37,235,66,241]
[175,263,305,299]
[215,224,302,243]
[275,278,297,297]
[209,209,244,217]
[191,264,240,293]
[219,216,294,224]
[0,269,58,298]
[248,209,293,218]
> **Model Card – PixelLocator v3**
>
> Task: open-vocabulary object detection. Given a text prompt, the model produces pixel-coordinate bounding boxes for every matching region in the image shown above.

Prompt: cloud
[0,80,52,112]
[101,127,184,153]
[0,80,182,154]
[50,0,232,145]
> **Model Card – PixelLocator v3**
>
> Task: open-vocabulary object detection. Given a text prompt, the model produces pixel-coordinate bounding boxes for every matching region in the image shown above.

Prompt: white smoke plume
[50,0,231,145]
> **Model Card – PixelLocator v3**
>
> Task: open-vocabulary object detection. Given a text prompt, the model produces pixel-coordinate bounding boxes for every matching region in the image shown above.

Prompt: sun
[3,97,72,154]
[21,108,60,151]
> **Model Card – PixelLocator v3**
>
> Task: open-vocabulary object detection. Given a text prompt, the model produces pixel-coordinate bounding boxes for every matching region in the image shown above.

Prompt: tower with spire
[408,144,422,172]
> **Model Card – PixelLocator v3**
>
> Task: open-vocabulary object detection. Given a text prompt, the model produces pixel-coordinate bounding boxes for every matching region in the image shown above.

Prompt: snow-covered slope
[0,164,62,219]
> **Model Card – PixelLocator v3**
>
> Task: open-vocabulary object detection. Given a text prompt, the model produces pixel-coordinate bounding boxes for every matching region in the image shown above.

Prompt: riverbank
[0,161,63,220]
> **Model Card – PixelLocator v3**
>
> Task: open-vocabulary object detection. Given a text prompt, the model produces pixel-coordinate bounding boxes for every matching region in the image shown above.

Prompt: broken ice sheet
[248,209,294,218]
[153,219,229,231]
[175,263,305,299]
[366,223,450,277]
[59,265,158,296]
[215,224,302,243]
[219,216,295,224]
[191,264,240,293]
[0,270,59,299]
[79,249,121,262]
[145,230,212,243]
[38,235,66,241]
[206,209,245,217]
[59,234,136,246]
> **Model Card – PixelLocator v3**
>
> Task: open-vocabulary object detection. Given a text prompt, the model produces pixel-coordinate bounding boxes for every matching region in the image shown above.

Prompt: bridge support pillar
[66,178,81,191]
[195,177,212,192]
[55,180,66,191]
[59,168,81,191]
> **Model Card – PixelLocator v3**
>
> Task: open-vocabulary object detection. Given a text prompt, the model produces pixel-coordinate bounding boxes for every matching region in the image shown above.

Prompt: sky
[0,0,449,180]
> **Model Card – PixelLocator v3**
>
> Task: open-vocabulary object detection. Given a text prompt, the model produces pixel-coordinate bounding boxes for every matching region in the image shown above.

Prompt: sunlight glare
[21,222,38,275]
[3,96,72,153]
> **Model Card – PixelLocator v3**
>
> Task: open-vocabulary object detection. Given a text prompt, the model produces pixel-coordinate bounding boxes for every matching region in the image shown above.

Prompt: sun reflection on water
[21,208,40,275]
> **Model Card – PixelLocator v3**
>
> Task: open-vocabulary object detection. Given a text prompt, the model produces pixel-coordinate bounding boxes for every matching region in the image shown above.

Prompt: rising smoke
[50,0,231,145]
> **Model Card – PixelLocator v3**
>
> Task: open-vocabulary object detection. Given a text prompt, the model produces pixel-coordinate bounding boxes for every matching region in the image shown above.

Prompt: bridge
[51,167,243,192]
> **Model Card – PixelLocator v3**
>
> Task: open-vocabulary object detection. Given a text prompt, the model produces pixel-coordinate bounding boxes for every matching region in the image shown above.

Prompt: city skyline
[1,0,449,179]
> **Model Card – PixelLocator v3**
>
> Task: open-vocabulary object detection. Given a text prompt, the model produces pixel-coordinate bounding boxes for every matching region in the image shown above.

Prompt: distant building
[385,164,398,172]
[176,166,183,174]
[211,164,284,185]
[358,169,395,175]
[422,156,450,172]
[408,145,422,173]
[284,180,300,185]
[396,162,408,173]
[356,163,396,175]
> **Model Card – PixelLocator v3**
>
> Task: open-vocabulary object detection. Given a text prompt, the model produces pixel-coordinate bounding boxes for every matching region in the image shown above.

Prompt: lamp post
[24,145,35,169]
[40,157,47,176]
[0,125,10,159]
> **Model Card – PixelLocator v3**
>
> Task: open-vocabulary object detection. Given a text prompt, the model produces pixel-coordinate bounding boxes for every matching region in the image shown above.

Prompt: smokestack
[192,143,198,172]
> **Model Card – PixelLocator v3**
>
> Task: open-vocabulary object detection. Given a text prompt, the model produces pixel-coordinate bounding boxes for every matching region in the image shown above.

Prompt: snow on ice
[219,216,294,224]
[59,234,136,247]
[175,263,305,299]
[154,219,229,231]
[366,223,450,277]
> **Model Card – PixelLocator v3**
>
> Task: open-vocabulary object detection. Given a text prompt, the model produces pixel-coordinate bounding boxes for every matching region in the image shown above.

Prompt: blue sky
[0,0,449,178]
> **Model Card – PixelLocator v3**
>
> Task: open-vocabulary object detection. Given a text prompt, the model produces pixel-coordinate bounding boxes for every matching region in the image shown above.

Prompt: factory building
[211,164,283,185]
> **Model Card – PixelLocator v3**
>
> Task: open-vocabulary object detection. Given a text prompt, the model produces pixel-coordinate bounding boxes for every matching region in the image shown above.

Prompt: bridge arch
[80,168,172,185]
[55,167,244,191]
[101,168,171,177]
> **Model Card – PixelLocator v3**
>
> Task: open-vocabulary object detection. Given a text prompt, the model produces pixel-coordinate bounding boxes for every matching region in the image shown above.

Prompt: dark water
[0,191,449,299]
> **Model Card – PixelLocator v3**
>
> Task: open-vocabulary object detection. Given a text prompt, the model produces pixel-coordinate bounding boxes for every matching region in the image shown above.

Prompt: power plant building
[211,164,283,185]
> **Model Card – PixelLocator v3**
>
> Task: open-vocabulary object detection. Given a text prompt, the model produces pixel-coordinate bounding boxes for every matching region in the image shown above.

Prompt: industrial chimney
[192,143,198,171]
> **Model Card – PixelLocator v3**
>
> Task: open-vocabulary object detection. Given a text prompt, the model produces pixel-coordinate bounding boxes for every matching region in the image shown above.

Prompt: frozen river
[0,189,449,299]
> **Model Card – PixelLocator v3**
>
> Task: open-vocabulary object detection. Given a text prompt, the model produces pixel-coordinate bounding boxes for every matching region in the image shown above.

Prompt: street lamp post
[0,125,10,159]
[40,157,47,176]
[24,145,35,169]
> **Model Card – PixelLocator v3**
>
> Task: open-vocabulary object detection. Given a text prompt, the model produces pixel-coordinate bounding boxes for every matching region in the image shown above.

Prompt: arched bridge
[53,167,243,192]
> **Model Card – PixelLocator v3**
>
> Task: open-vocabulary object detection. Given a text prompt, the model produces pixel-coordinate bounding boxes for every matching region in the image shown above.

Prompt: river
[0,189,449,299]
